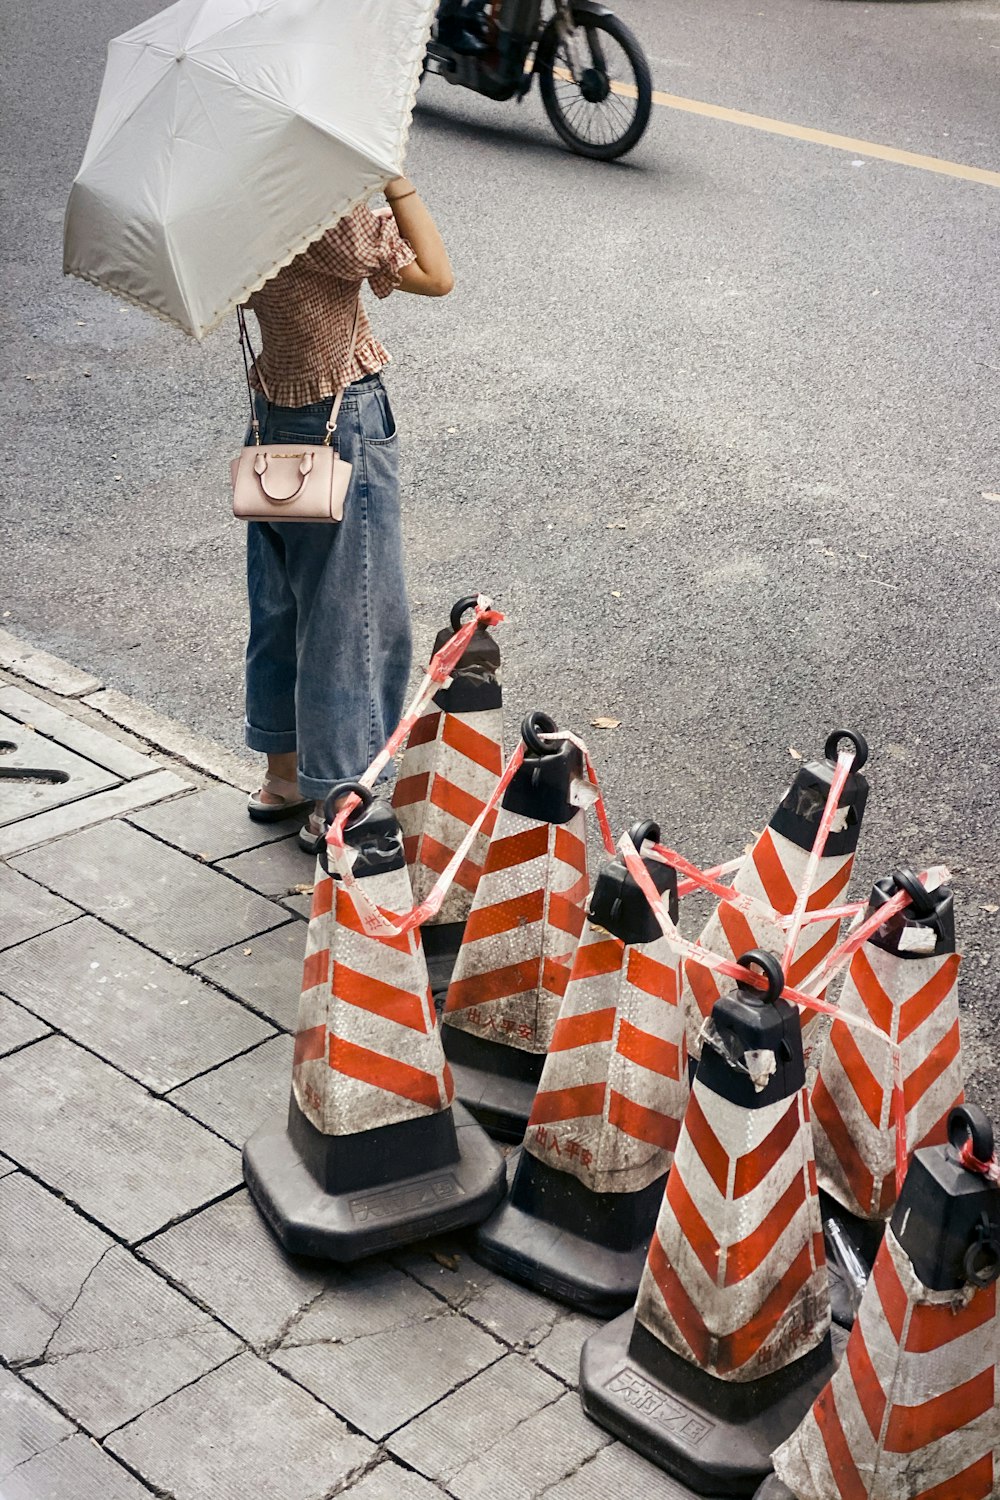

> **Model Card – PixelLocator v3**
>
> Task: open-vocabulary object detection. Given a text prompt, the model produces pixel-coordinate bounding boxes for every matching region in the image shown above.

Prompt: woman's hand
[384,178,454,297]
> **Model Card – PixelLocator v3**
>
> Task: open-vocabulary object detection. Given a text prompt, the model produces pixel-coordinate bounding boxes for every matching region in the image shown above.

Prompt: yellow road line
[608,78,1000,189]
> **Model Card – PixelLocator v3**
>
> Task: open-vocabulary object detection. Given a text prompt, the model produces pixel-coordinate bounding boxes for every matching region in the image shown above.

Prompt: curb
[0,628,256,793]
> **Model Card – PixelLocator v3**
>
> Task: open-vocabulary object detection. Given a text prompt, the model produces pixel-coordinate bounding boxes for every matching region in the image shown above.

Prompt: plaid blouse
[245,202,416,408]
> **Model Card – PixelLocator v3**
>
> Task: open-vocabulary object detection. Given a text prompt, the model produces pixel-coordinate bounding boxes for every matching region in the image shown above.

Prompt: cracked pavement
[0,674,670,1499]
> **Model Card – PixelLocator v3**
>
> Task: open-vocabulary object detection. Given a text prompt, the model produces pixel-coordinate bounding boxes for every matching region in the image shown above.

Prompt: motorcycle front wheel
[536,7,652,161]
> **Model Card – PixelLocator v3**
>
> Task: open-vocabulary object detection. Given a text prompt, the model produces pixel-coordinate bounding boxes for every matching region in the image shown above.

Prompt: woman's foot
[247,774,311,823]
[298,801,327,854]
[248,753,310,823]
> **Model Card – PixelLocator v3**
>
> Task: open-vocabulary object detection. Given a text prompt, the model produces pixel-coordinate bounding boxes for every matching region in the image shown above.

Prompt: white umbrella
[64,0,435,339]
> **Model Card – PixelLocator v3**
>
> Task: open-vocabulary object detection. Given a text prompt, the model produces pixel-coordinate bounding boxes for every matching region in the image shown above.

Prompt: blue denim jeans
[244,376,412,798]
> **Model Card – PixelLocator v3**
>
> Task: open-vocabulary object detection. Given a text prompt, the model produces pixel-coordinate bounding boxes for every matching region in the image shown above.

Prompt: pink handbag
[231,302,360,523]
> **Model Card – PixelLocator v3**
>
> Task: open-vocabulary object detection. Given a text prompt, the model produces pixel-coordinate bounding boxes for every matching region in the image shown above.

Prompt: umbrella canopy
[64,0,435,339]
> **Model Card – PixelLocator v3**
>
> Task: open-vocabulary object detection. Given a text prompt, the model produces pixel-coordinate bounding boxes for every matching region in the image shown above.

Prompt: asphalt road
[2,1,998,1114]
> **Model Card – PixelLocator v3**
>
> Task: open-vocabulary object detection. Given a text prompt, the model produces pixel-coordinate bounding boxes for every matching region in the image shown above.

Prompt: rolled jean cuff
[244,719,297,754]
[295,763,396,801]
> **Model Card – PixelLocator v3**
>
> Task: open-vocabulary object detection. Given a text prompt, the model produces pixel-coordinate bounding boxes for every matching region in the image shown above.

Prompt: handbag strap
[238,297,363,447]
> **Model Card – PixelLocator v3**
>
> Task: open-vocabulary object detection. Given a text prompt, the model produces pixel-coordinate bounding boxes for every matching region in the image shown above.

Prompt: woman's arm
[385,177,454,297]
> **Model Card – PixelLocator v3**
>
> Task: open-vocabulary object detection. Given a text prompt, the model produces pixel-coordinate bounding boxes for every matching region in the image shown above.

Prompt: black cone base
[580,1312,846,1498]
[421,920,465,1006]
[473,1149,666,1318]
[441,1023,544,1141]
[244,1095,505,1261]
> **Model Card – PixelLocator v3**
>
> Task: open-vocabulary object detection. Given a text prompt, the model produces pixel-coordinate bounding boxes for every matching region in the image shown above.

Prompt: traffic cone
[683,731,870,1064]
[471,821,686,1316]
[392,595,504,999]
[812,867,963,1323]
[580,951,845,1497]
[765,1103,999,1500]
[243,782,506,1260]
[440,711,592,1141]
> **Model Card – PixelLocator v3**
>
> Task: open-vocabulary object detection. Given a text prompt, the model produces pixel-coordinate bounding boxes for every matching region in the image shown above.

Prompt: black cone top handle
[521,710,559,756]
[948,1103,995,1166]
[628,820,661,852]
[323,779,373,828]
[736,949,785,1005]
[824,729,869,771]
[450,595,485,633]
[889,865,937,919]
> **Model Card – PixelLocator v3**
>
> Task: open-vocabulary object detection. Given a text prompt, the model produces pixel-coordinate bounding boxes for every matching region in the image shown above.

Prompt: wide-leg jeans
[244,376,412,799]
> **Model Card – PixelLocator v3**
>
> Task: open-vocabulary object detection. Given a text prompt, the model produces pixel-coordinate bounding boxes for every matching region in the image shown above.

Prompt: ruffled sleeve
[308,201,416,299]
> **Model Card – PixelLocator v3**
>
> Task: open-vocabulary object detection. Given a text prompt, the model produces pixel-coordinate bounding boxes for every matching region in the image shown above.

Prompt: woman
[241,177,453,852]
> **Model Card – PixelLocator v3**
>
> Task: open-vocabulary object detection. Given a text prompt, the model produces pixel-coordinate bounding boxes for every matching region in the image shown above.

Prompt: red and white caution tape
[675,856,743,900]
[795,866,950,999]
[323,619,610,940]
[357,593,504,792]
[959,1140,1000,1188]
[536,729,617,857]
[654,845,779,924]
[780,746,856,973]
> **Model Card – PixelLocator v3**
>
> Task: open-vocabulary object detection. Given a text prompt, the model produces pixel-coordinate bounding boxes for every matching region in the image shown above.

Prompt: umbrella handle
[253,449,314,503]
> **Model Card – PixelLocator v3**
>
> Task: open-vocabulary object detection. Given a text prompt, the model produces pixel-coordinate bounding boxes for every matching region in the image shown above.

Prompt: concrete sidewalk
[0,650,672,1500]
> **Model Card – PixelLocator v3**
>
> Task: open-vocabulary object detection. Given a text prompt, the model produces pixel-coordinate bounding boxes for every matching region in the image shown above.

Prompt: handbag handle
[238,296,363,446]
[253,449,314,504]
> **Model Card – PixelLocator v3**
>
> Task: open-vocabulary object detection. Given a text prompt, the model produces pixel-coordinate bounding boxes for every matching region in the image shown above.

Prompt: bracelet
[386,188,417,205]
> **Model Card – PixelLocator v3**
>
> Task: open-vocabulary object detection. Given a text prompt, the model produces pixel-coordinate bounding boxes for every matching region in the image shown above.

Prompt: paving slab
[216,837,314,899]
[26,1245,240,1438]
[543,1440,695,1499]
[0,864,79,952]
[0,686,160,780]
[529,1310,602,1388]
[282,1263,445,1348]
[13,821,287,965]
[0,712,119,824]
[141,1190,326,1353]
[1,1431,156,1500]
[0,916,273,1092]
[272,1304,504,1441]
[281,892,313,919]
[106,1352,374,1500]
[0,1367,74,1478]
[0,770,194,859]
[193,922,306,1032]
[0,1037,241,1242]
[0,1174,114,1365]
[0,994,51,1055]
[167,1034,294,1146]
[348,1461,445,1500]
[398,1243,565,1349]
[129,784,302,862]
[436,1386,608,1500]
[388,1352,564,1483]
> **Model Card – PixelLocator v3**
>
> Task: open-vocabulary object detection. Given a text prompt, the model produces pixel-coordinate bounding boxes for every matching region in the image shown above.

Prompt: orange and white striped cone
[440,711,592,1141]
[761,1103,999,1500]
[472,820,687,1316]
[683,731,870,1066]
[580,951,845,1497]
[392,595,504,999]
[812,867,964,1324]
[243,782,505,1260]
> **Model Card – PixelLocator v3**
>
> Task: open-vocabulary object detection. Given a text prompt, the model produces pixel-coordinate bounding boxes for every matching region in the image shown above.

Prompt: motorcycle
[425,0,652,161]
